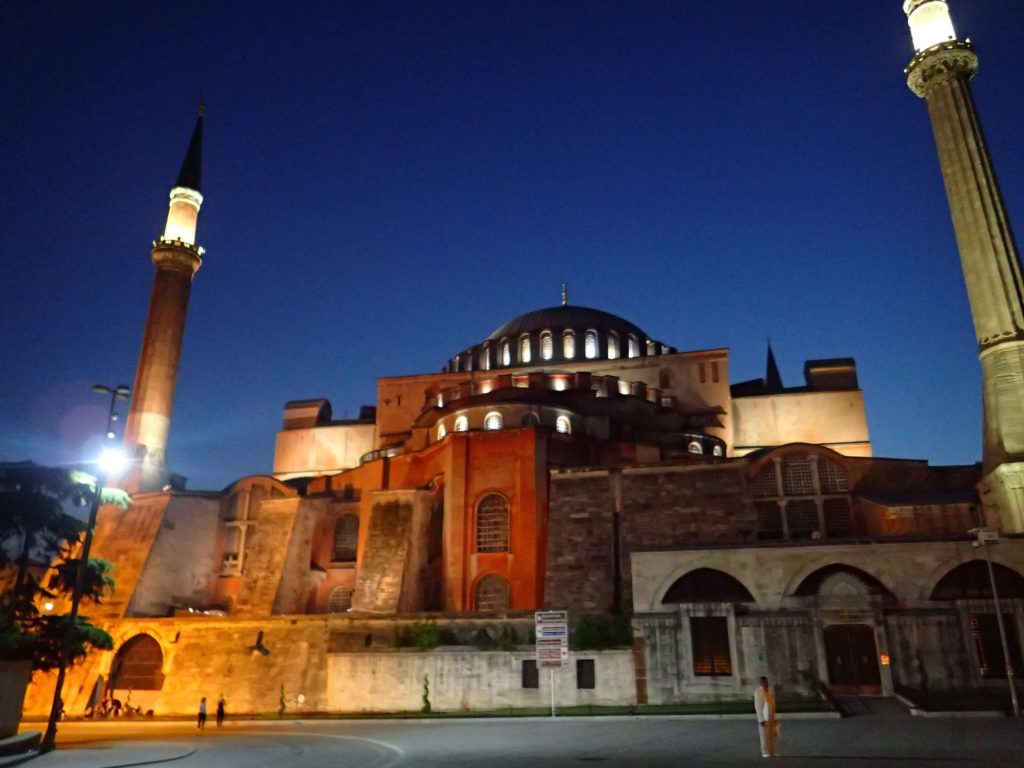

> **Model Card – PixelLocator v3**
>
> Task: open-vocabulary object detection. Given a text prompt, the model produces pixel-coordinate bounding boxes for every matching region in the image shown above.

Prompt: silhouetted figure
[216,695,225,727]
[197,697,207,729]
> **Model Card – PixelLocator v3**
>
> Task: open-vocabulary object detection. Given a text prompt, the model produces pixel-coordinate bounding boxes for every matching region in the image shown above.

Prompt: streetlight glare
[98,447,127,476]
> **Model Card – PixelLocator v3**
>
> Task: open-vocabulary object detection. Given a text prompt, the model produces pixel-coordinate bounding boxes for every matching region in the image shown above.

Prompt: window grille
[563,330,576,359]
[484,411,503,431]
[541,332,553,360]
[585,330,598,359]
[782,456,815,496]
[785,500,819,539]
[555,416,571,435]
[756,501,784,540]
[454,415,469,432]
[750,466,779,497]
[607,332,619,360]
[819,460,849,493]
[690,617,732,676]
[970,613,1023,679]
[476,494,509,552]
[328,586,353,613]
[333,515,359,561]
[576,659,596,689]
[823,497,852,537]
[519,334,532,363]
[475,574,510,611]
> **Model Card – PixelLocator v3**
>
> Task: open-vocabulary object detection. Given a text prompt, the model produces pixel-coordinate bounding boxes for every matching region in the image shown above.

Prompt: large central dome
[447,304,675,372]
[487,305,649,342]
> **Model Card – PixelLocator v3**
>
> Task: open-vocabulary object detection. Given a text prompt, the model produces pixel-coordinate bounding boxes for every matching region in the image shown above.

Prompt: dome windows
[584,330,598,359]
[628,334,640,359]
[482,343,491,371]
[540,331,553,360]
[437,423,447,440]
[454,415,469,432]
[563,330,576,359]
[687,441,702,455]
[607,332,619,360]
[501,340,511,366]
[555,415,571,435]
[519,334,531,364]
[484,411,503,431]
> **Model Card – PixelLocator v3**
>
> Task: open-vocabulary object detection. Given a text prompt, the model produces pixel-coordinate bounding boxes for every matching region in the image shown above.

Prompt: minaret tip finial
[198,98,205,118]
[561,282,568,306]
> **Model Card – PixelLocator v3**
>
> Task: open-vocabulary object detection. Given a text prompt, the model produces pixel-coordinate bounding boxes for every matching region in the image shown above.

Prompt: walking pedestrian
[197,697,207,729]
[754,676,779,758]
[216,695,225,727]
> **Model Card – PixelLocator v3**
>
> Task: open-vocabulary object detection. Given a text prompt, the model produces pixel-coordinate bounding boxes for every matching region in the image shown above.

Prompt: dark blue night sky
[3,1,1023,489]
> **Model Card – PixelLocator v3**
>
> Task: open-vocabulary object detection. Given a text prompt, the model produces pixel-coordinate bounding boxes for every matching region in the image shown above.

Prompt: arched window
[454,415,469,432]
[818,459,849,493]
[465,353,473,371]
[484,411,503,431]
[437,423,447,440]
[712,445,723,457]
[627,334,640,358]
[781,456,815,496]
[519,334,532,363]
[662,568,755,603]
[501,340,511,366]
[647,339,657,355]
[328,586,353,613]
[555,415,571,435]
[931,561,1024,600]
[453,357,461,372]
[687,441,702,455]
[584,330,598,359]
[333,515,359,562]
[475,574,510,612]
[563,330,576,359]
[110,635,164,691]
[476,493,509,552]
[607,332,619,360]
[540,331,553,360]
[481,343,491,371]
[522,412,540,427]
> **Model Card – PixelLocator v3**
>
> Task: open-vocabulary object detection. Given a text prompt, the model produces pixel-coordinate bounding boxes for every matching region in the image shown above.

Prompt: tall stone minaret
[903,1,1024,532]
[123,108,205,492]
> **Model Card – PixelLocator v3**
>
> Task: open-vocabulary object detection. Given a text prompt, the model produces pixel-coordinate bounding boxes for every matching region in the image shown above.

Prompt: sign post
[535,610,569,718]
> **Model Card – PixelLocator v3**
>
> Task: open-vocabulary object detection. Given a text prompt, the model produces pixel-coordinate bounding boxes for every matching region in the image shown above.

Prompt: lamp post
[969,527,1021,717]
[40,384,130,753]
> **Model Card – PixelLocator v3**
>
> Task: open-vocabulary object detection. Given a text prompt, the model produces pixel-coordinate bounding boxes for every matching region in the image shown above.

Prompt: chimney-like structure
[903,1,1024,531]
[123,108,206,492]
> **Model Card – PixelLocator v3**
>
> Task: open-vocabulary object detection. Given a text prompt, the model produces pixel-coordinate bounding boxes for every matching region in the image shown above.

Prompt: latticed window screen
[333,515,359,561]
[585,331,598,359]
[607,333,619,359]
[819,460,849,493]
[786,500,819,538]
[751,467,779,497]
[563,331,576,359]
[756,501,784,539]
[476,574,510,611]
[502,341,511,366]
[541,332,553,360]
[328,586,353,613]
[823,497,853,537]
[782,456,815,496]
[476,494,510,552]
[628,334,640,358]
[690,617,732,676]
[484,412,503,431]
[519,335,532,363]
[970,613,1023,679]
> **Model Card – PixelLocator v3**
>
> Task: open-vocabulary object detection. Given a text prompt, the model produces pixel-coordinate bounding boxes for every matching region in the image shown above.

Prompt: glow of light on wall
[905,1,956,52]
[618,381,631,396]
[551,376,568,391]
[880,654,891,666]
[479,380,494,394]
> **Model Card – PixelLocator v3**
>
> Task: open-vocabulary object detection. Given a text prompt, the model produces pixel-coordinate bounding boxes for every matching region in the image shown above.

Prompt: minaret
[903,1,1024,531]
[123,107,206,492]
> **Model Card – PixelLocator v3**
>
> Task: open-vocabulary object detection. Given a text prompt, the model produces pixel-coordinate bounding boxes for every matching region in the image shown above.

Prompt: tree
[0,462,121,671]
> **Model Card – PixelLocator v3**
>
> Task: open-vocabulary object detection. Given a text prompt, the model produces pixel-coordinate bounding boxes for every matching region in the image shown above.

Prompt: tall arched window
[333,515,359,562]
[454,415,469,432]
[628,334,640,358]
[584,330,598,359]
[519,334,532,363]
[563,330,576,359]
[484,411,503,431]
[437,423,447,440]
[540,331,553,360]
[481,343,491,371]
[501,339,511,366]
[607,332,619,360]
[476,493,509,552]
[555,415,571,435]
[475,574,510,612]
[687,441,702,455]
[647,339,657,355]
[110,635,164,691]
[328,586,353,613]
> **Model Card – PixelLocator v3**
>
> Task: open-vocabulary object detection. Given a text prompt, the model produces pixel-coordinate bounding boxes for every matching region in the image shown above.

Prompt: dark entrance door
[824,623,881,694]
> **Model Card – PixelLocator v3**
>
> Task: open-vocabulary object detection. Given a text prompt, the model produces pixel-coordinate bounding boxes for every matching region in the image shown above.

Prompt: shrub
[572,614,632,650]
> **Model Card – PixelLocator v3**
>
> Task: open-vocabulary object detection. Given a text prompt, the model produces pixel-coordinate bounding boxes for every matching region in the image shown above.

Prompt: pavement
[9,707,1024,767]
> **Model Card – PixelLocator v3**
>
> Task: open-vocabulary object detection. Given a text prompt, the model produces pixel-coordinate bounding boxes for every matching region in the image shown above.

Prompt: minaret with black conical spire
[903,2,1024,532]
[123,106,206,492]
[765,341,783,393]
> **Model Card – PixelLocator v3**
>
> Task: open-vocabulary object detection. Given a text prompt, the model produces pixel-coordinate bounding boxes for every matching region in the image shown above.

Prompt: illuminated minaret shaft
[903,2,1024,531]
[123,109,205,492]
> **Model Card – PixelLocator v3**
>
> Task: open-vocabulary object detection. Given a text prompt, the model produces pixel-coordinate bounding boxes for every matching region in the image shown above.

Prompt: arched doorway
[109,635,165,713]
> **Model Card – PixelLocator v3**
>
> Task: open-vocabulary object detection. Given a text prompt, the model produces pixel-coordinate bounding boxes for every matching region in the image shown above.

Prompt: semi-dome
[448,304,676,372]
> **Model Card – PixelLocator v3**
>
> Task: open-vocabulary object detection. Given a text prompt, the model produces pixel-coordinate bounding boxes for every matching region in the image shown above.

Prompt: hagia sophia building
[22,1,1024,715]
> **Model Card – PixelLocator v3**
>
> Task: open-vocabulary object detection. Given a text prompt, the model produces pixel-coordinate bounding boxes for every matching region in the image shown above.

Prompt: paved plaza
[14,707,1024,768]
